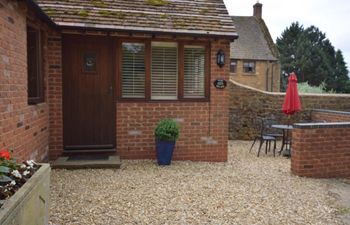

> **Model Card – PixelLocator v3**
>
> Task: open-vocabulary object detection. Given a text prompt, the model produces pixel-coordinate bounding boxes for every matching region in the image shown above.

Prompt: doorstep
[51,155,121,169]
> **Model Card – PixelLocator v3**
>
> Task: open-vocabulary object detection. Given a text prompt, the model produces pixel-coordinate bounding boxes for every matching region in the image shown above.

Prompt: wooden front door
[63,35,115,151]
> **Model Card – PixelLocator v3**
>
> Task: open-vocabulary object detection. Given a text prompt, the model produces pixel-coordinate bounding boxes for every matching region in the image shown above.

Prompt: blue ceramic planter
[156,139,175,165]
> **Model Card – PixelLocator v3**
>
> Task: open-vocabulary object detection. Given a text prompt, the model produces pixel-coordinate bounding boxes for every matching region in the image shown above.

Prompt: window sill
[28,98,45,105]
[117,98,210,103]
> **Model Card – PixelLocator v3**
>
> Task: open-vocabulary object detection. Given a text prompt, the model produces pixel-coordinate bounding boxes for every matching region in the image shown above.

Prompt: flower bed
[0,149,50,225]
[0,150,40,208]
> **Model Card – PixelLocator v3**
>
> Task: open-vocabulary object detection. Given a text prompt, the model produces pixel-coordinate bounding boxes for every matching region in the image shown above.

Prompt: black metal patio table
[271,124,293,156]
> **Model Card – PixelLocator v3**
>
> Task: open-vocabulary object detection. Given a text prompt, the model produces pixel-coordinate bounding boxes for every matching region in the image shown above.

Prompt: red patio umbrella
[282,72,301,116]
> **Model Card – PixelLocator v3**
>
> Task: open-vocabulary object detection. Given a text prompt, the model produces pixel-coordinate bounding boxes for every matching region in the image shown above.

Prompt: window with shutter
[151,42,178,100]
[184,45,205,98]
[27,26,44,104]
[121,43,146,98]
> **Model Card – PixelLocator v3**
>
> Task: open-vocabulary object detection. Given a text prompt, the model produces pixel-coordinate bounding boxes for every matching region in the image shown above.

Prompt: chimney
[253,2,263,19]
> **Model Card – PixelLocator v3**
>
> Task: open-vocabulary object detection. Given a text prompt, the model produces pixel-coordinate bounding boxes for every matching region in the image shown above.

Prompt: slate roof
[32,0,237,39]
[230,16,277,61]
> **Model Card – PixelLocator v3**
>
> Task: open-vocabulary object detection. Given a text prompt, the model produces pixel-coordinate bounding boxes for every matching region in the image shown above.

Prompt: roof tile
[34,0,237,38]
[230,16,277,61]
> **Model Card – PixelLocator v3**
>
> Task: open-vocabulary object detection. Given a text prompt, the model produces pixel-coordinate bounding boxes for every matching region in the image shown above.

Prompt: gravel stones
[49,141,345,225]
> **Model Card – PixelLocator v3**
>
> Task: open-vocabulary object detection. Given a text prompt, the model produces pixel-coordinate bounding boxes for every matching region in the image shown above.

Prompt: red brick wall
[0,0,50,162]
[117,40,229,161]
[292,123,350,178]
[47,34,63,160]
[47,36,230,161]
[311,109,350,122]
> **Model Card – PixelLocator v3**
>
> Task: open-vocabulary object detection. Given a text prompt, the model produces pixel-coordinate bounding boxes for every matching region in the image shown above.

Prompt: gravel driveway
[49,141,348,225]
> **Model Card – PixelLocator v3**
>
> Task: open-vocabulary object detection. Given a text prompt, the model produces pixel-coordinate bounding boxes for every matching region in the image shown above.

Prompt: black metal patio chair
[263,118,284,142]
[249,118,277,157]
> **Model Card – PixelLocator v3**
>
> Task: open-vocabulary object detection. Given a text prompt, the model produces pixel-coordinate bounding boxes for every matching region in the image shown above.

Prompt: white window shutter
[151,42,178,100]
[121,43,145,98]
[184,46,205,98]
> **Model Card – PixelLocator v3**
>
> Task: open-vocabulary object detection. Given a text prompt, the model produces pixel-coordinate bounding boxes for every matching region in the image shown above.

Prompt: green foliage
[155,119,180,141]
[0,152,19,184]
[297,82,334,94]
[277,22,350,93]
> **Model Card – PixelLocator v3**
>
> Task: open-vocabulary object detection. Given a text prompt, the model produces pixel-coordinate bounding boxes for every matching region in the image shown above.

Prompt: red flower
[0,150,11,160]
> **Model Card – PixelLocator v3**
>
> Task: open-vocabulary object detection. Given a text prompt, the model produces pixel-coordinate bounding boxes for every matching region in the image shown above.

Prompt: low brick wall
[312,109,350,122]
[292,122,350,178]
[229,80,350,140]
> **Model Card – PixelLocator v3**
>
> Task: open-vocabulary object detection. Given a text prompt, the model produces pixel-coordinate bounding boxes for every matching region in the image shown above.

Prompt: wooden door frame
[62,34,116,151]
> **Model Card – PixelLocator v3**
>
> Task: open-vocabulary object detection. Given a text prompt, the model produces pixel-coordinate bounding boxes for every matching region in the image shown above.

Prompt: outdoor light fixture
[217,49,225,67]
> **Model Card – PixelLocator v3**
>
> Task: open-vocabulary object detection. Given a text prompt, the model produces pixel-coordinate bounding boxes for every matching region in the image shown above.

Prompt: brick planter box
[0,164,50,225]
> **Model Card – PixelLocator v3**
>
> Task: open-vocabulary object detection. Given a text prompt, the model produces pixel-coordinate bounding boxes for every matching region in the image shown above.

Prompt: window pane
[184,45,205,98]
[151,42,178,100]
[27,27,39,98]
[230,60,237,73]
[27,26,43,104]
[122,43,145,98]
[243,61,255,73]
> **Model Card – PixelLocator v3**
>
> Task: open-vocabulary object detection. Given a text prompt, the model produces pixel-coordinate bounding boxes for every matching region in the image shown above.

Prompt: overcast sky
[223,0,350,69]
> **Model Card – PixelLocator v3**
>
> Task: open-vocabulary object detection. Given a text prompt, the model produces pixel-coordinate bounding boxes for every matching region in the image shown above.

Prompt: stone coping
[229,80,350,97]
[293,122,350,129]
[312,109,350,115]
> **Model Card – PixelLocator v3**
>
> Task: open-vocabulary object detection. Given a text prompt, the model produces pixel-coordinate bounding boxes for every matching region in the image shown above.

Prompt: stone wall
[229,80,350,140]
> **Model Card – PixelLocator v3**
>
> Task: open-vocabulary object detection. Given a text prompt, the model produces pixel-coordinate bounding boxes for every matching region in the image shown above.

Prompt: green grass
[297,82,334,94]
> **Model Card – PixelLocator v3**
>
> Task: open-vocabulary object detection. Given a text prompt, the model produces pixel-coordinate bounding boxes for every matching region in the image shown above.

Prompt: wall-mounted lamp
[216,49,225,68]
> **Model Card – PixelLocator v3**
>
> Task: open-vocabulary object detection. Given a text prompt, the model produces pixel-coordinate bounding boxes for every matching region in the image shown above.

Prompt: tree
[276,22,349,93]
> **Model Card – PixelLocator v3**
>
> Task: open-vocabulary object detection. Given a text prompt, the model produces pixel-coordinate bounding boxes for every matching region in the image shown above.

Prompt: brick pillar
[209,39,230,161]
[47,33,63,160]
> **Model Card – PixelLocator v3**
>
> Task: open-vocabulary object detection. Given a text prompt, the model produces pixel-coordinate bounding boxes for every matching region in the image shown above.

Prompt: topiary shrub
[155,119,180,141]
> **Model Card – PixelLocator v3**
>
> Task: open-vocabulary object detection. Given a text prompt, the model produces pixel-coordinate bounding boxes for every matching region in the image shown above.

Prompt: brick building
[0,0,237,162]
[230,3,280,92]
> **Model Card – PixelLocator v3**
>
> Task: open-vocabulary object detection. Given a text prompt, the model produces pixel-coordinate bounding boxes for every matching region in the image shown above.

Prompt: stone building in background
[230,3,280,92]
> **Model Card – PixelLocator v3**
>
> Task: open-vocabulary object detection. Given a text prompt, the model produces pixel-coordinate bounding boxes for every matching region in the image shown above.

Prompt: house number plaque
[214,79,227,89]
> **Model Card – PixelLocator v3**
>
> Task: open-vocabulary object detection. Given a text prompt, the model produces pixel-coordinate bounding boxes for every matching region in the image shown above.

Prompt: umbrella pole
[288,115,291,126]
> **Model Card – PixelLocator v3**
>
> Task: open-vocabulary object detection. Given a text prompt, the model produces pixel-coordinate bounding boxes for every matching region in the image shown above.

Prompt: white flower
[11,170,22,179]
[23,170,30,176]
[26,160,36,168]
[20,164,26,169]
[10,180,16,186]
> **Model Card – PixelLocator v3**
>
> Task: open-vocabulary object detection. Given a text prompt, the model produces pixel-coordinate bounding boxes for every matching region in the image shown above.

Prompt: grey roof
[33,0,238,39]
[230,16,277,61]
